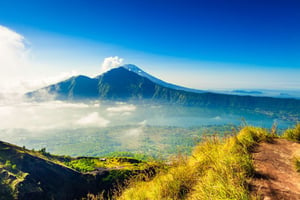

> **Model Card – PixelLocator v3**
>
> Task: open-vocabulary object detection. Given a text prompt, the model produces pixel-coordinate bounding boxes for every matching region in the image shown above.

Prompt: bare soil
[250,139,300,200]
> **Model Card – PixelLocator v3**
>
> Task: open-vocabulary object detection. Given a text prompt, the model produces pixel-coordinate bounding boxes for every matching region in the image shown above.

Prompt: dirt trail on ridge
[250,139,300,200]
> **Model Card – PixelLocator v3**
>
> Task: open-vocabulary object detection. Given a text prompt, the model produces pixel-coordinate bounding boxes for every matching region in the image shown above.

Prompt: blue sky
[0,0,299,91]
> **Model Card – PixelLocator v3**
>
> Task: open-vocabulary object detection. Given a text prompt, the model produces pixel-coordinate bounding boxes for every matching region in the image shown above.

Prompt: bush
[294,149,300,173]
[66,159,96,172]
[236,126,272,151]
[4,160,17,172]
[282,123,300,142]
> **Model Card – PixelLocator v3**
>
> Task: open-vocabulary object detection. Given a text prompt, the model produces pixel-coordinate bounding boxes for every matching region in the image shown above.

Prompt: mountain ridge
[122,64,204,93]
[26,64,300,122]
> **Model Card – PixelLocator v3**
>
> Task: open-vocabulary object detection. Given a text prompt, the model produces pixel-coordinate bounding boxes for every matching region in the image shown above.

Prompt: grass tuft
[236,126,272,151]
[282,123,300,142]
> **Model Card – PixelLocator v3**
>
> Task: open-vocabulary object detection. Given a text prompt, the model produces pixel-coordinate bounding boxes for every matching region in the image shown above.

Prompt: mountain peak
[122,64,143,73]
[119,64,203,94]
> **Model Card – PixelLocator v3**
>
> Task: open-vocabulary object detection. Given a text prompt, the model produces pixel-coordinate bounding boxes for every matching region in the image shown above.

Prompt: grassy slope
[0,141,157,200]
[117,124,300,200]
[0,141,90,200]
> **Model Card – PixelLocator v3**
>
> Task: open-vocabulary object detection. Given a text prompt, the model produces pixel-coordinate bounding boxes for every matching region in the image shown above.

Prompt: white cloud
[37,101,90,109]
[124,126,143,137]
[139,120,147,125]
[120,112,132,116]
[93,103,101,108]
[18,70,79,93]
[77,112,110,127]
[24,88,57,101]
[0,26,31,91]
[0,25,32,93]
[213,116,222,120]
[122,121,146,138]
[106,104,136,112]
[0,25,28,69]
[0,68,79,94]
[0,100,108,131]
[101,56,124,72]
[0,25,79,94]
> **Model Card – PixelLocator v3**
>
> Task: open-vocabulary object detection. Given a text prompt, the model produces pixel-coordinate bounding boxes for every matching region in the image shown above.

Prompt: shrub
[66,159,96,172]
[294,149,300,173]
[236,126,272,151]
[4,160,17,172]
[282,123,300,142]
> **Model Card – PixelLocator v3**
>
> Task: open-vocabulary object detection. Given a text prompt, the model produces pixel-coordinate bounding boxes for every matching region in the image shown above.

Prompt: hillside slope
[0,141,94,199]
[0,141,152,200]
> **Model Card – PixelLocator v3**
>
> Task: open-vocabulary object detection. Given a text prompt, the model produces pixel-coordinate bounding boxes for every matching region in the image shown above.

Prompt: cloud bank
[0,100,139,131]
[0,25,30,92]
[106,104,136,112]
[0,25,28,69]
[0,25,81,94]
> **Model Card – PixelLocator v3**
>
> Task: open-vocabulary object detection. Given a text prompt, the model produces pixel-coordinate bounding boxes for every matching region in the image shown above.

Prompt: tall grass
[117,126,272,200]
[282,123,300,142]
[284,123,300,173]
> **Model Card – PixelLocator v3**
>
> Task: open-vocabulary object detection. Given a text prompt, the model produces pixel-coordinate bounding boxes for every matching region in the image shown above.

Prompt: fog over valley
[0,94,294,157]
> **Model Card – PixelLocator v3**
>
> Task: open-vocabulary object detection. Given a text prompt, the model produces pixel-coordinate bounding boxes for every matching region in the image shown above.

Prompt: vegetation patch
[282,123,300,142]
[295,159,300,173]
[65,157,155,173]
[116,126,272,200]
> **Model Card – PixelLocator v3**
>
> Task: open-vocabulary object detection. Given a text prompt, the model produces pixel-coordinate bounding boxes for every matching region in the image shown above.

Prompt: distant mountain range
[27,64,300,121]
[214,89,300,99]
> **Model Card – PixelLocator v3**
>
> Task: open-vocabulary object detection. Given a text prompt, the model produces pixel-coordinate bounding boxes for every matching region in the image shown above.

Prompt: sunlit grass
[117,126,272,200]
[282,123,300,142]
[65,157,158,173]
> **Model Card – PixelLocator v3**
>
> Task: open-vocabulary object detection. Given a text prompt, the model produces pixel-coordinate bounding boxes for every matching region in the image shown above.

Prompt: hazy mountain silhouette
[26,64,300,121]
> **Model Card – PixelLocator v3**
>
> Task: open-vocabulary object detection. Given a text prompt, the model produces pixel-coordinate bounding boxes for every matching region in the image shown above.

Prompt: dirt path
[250,139,300,200]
